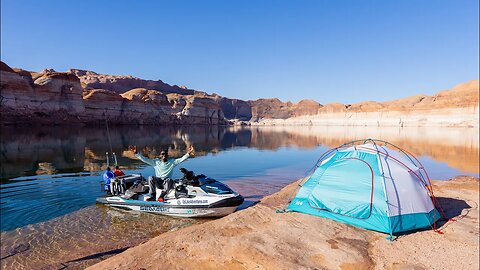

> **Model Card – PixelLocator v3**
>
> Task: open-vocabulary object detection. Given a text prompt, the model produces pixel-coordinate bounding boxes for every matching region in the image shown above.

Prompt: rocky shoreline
[1,61,478,127]
[86,176,479,270]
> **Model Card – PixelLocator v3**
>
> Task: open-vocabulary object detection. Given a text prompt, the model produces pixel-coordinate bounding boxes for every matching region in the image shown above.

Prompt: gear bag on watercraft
[122,181,149,199]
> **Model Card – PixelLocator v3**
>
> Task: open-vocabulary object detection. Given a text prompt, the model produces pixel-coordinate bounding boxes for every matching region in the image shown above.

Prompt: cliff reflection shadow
[1,126,86,181]
[1,125,252,180]
[1,125,478,180]
[238,125,479,174]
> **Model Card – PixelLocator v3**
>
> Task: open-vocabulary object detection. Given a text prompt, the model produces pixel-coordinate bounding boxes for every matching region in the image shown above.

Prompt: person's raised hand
[188,145,195,155]
[128,145,137,154]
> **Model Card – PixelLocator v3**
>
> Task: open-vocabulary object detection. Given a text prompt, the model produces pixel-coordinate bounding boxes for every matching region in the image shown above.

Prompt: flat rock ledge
[88,176,479,270]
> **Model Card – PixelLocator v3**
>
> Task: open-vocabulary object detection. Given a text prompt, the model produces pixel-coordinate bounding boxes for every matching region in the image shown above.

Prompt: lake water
[0,125,478,269]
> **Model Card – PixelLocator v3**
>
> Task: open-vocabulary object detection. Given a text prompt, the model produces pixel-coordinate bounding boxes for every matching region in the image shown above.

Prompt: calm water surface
[0,125,478,269]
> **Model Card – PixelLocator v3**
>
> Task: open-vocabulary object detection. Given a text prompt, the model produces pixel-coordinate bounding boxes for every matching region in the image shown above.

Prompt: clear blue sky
[1,0,478,104]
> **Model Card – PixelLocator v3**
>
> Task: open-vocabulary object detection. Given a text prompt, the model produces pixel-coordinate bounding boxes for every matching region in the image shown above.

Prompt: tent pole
[370,140,395,240]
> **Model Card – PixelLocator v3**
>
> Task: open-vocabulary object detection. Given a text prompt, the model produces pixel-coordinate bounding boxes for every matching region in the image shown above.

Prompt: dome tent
[287,139,444,238]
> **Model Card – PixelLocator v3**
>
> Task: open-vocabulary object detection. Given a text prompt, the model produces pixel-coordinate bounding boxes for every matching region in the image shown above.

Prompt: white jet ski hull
[96,195,244,218]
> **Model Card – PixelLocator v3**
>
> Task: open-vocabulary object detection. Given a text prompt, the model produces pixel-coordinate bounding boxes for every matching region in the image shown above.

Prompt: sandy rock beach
[87,176,479,270]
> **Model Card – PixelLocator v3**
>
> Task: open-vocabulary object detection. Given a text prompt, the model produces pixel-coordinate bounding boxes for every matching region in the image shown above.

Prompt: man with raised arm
[128,145,194,201]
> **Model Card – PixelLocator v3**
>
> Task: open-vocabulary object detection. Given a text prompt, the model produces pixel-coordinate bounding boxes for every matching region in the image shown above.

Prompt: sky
[1,0,478,104]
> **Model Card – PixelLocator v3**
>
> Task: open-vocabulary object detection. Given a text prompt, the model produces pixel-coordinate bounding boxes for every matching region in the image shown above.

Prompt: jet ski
[96,168,244,218]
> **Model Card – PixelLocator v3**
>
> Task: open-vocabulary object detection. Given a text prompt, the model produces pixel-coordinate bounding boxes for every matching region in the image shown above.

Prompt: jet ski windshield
[200,179,234,195]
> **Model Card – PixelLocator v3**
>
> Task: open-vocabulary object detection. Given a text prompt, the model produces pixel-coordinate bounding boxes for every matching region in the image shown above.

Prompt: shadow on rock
[65,247,130,263]
[435,196,475,227]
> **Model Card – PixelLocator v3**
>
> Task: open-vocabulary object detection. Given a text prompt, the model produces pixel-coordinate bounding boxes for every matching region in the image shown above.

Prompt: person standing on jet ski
[103,167,115,195]
[128,145,194,201]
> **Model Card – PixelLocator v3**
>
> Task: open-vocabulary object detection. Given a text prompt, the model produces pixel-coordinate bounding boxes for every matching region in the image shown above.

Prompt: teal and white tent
[288,139,442,237]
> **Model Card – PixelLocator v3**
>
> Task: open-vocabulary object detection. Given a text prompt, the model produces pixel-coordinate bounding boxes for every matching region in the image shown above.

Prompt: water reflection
[244,125,479,174]
[1,125,478,181]
[1,125,477,231]
[0,125,478,269]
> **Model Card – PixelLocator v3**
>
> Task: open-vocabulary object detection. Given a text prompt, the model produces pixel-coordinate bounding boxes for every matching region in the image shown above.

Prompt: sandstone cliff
[1,61,478,126]
[1,62,225,125]
[248,98,322,121]
[219,98,252,121]
[250,80,479,127]
[1,63,86,124]
[71,69,200,96]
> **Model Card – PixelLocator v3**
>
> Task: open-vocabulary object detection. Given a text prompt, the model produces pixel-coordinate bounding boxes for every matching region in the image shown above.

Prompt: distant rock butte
[1,61,478,126]
[70,69,202,96]
[249,80,478,120]
[251,80,478,127]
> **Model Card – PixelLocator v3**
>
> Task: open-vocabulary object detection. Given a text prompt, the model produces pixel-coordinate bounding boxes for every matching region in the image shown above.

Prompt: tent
[288,139,443,238]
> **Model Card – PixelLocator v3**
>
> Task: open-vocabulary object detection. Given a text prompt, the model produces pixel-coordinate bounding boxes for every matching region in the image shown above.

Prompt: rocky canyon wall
[0,62,225,125]
[1,61,478,126]
[253,107,478,127]
[248,80,479,127]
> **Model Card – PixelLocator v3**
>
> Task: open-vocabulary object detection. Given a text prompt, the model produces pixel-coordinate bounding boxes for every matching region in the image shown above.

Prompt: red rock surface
[86,176,479,270]
[1,62,226,125]
[248,80,479,120]
[71,69,199,95]
[1,61,478,126]
[246,98,322,121]
[1,65,86,124]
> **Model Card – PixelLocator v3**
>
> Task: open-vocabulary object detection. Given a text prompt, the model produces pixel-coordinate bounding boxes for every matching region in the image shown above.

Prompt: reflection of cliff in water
[1,127,86,180]
[0,126,226,180]
[240,126,479,174]
[1,125,478,180]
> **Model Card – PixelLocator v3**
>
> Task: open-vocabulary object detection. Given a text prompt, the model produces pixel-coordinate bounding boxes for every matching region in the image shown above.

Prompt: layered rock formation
[251,80,479,127]
[1,61,478,126]
[1,62,225,125]
[219,98,252,121]
[248,98,322,121]
[71,69,198,95]
[1,63,86,124]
